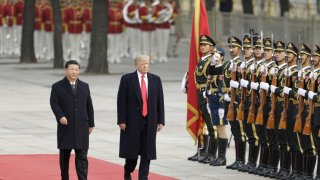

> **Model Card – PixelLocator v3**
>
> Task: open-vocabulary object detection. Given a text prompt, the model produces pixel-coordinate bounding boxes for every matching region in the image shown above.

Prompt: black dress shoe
[124,173,132,180]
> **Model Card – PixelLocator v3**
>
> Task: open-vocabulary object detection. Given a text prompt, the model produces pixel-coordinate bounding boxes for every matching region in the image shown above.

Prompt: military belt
[196,84,206,89]
[210,88,219,94]
[315,102,320,107]
[277,97,284,102]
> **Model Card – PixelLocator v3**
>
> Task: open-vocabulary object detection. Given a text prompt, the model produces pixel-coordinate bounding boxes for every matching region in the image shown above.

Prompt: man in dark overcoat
[50,60,94,180]
[117,54,165,180]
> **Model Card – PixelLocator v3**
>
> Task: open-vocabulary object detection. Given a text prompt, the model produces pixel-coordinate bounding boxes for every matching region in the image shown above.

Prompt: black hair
[64,60,80,69]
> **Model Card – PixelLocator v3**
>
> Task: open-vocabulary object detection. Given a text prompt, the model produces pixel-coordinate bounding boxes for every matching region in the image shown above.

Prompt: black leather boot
[304,155,316,180]
[188,135,209,161]
[226,140,239,170]
[197,135,210,162]
[210,138,227,166]
[252,146,268,175]
[289,152,303,180]
[277,150,291,179]
[274,150,285,178]
[201,137,218,164]
[247,145,260,174]
[315,155,320,180]
[264,149,279,177]
[233,140,246,170]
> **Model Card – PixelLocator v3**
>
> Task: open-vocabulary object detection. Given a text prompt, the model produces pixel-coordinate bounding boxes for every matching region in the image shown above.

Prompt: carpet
[0,154,177,180]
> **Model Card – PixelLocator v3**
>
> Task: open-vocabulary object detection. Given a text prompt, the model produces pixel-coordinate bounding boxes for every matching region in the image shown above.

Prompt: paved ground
[0,41,265,179]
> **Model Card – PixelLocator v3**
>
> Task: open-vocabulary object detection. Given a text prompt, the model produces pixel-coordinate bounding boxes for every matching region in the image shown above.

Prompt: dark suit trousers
[125,117,150,180]
[60,149,88,180]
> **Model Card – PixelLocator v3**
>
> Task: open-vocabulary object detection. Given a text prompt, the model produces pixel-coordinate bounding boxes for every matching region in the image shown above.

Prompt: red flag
[186,0,211,142]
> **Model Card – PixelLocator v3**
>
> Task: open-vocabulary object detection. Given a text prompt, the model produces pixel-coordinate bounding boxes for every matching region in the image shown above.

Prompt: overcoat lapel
[62,77,75,97]
[132,71,142,106]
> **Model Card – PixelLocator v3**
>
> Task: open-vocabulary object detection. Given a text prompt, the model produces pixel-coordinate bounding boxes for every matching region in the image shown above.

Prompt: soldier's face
[275,51,285,62]
[65,64,79,82]
[243,47,253,58]
[200,43,211,54]
[264,49,273,60]
[229,45,240,57]
[313,56,320,66]
[254,47,263,58]
[301,54,310,65]
[136,58,149,74]
[287,52,296,63]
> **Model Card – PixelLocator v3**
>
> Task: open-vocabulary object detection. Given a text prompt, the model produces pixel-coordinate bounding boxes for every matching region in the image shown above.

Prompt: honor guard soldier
[191,35,218,164]
[237,34,260,173]
[108,0,123,63]
[296,43,317,179]
[81,0,92,59]
[263,41,287,178]
[0,1,5,55]
[307,45,320,180]
[273,42,300,179]
[139,0,156,62]
[126,0,141,58]
[154,0,170,63]
[225,36,246,170]
[167,0,179,58]
[41,0,54,61]
[13,0,23,55]
[61,0,71,60]
[253,38,277,176]
[3,0,15,55]
[207,48,229,166]
[34,0,44,59]
[65,0,83,62]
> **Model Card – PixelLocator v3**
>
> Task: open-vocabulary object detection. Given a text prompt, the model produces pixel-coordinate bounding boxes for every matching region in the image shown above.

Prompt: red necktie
[141,75,148,117]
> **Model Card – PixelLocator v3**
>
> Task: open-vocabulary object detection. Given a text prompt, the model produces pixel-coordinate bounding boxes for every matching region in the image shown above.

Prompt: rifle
[256,33,268,125]
[294,36,303,133]
[227,48,237,121]
[247,30,258,124]
[236,43,246,121]
[303,48,314,135]
[279,42,289,130]
[266,34,277,129]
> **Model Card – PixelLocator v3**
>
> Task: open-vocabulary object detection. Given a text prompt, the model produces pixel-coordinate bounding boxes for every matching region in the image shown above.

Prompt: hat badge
[265,41,271,46]
[288,43,292,48]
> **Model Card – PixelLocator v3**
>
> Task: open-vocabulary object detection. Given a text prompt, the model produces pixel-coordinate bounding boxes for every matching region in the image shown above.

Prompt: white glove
[251,82,259,90]
[270,85,277,93]
[228,61,234,71]
[309,72,314,79]
[298,70,303,78]
[270,67,276,75]
[250,64,255,71]
[224,93,231,102]
[218,108,225,119]
[230,80,239,89]
[308,91,316,100]
[314,73,319,80]
[207,89,212,95]
[298,88,307,97]
[283,86,292,95]
[180,72,187,93]
[203,91,207,98]
[260,82,270,90]
[240,62,245,69]
[260,65,266,73]
[240,79,249,88]
[213,53,221,61]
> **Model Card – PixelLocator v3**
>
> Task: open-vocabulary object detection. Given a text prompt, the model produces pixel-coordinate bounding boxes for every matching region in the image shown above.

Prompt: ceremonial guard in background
[62,0,71,60]
[265,41,287,178]
[34,0,44,59]
[81,0,92,59]
[139,0,156,62]
[167,0,179,58]
[124,0,141,58]
[65,0,83,62]
[108,0,123,63]
[13,0,23,55]
[41,0,54,61]
[3,0,15,55]
[308,45,320,180]
[207,48,229,166]
[154,0,171,63]
[278,42,301,179]
[188,35,218,164]
[225,36,246,170]
[296,44,317,179]
[252,38,276,176]
[0,0,5,55]
[237,34,260,173]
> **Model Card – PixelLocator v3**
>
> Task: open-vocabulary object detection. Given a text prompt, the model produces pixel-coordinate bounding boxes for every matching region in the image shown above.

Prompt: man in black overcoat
[50,60,94,180]
[117,54,165,180]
